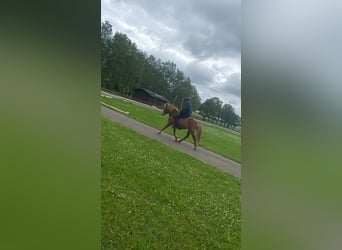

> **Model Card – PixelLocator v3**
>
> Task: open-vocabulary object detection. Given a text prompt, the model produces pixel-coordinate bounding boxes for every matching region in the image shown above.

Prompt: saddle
[173,116,190,129]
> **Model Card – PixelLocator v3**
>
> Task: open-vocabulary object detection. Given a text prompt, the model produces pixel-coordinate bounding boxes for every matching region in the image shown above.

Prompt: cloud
[182,0,241,58]
[223,72,241,98]
[185,61,215,86]
[101,0,241,115]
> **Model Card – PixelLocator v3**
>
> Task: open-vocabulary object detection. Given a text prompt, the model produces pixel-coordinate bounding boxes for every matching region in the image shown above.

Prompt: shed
[133,88,169,108]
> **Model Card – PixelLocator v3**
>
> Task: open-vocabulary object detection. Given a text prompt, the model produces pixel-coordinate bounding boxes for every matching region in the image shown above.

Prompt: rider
[174,97,192,128]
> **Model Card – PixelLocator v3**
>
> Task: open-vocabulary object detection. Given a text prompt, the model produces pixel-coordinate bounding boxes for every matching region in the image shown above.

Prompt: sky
[101,0,241,116]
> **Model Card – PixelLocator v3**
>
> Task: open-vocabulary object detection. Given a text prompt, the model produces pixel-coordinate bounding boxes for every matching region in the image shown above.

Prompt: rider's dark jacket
[179,100,192,118]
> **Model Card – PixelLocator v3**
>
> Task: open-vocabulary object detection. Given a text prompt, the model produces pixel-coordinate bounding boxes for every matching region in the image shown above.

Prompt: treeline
[199,97,241,129]
[101,21,241,129]
[101,21,201,110]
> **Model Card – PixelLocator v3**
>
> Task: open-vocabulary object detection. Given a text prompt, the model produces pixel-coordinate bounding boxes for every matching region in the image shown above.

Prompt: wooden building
[132,88,169,108]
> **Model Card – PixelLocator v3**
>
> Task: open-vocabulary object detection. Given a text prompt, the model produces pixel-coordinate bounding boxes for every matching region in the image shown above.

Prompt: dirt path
[101,105,241,178]
[101,90,240,134]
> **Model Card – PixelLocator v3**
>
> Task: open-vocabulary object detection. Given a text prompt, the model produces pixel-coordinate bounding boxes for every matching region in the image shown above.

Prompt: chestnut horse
[158,103,202,150]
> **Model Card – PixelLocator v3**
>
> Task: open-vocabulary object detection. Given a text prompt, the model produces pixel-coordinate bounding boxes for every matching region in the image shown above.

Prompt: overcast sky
[101,0,241,115]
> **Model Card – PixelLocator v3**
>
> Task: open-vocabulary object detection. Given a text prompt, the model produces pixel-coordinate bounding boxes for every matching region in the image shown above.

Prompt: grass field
[102,117,241,249]
[101,96,241,162]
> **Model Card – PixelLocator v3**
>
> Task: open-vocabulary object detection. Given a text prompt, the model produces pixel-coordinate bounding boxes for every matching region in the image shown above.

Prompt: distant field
[101,96,241,162]
[102,117,241,249]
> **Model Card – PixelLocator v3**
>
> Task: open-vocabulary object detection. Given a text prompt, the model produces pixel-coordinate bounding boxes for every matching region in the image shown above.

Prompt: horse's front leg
[158,121,172,134]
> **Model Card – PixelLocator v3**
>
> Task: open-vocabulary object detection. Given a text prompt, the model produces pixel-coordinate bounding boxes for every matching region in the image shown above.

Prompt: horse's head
[161,103,179,116]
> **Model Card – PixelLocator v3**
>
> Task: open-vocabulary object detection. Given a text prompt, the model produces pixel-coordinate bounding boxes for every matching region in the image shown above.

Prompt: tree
[101,21,202,107]
[101,21,113,89]
[200,97,223,122]
[221,104,234,127]
[221,103,240,129]
[101,21,112,41]
[190,86,201,111]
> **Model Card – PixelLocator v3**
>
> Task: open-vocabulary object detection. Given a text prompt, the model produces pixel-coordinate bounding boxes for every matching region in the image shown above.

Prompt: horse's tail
[196,122,202,145]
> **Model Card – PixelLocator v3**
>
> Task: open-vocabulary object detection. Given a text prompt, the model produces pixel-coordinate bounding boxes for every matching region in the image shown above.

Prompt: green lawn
[101,96,241,162]
[102,117,241,249]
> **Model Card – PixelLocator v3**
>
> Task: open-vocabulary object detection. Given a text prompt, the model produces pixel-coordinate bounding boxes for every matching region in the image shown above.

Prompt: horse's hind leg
[191,132,197,150]
[178,130,190,143]
[173,127,178,142]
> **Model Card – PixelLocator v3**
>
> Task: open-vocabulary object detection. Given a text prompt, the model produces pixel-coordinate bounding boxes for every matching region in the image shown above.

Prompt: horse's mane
[164,103,179,113]
[168,103,179,112]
